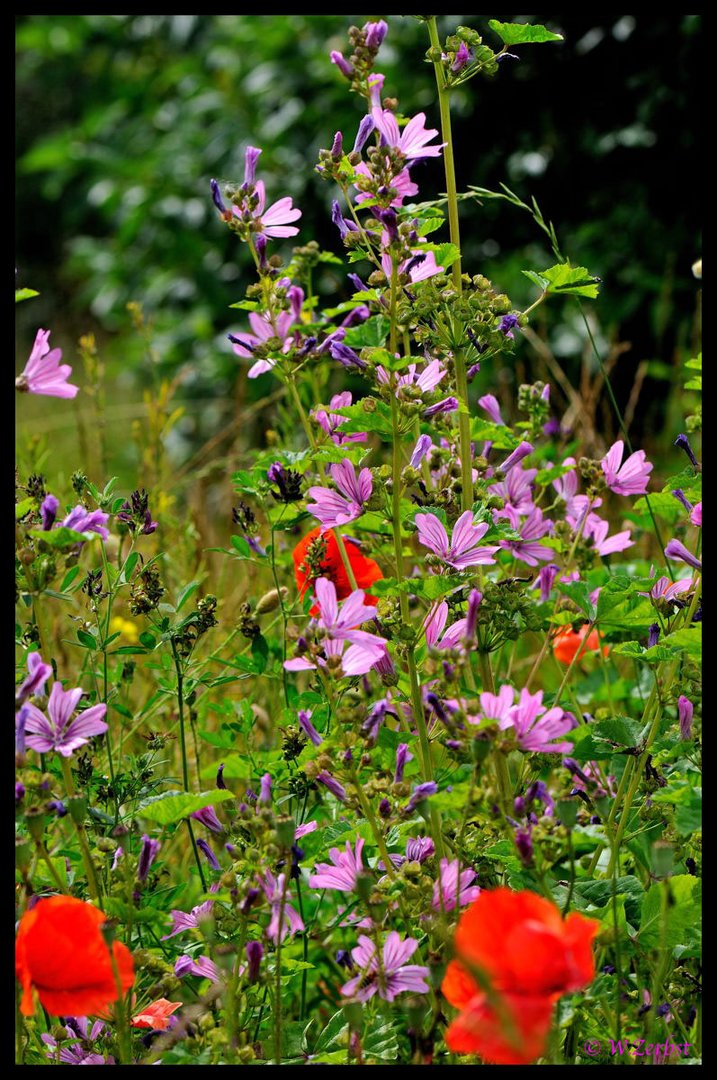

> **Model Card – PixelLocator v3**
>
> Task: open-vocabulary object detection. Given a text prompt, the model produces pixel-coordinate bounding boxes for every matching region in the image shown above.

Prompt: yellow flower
[110,616,140,645]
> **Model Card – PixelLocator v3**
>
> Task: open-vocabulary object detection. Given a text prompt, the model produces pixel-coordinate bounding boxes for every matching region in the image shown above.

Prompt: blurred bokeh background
[16,14,701,501]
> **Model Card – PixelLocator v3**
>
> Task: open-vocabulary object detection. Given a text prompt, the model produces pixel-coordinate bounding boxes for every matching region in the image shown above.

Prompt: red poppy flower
[15,896,135,1017]
[442,887,599,1064]
[293,527,383,613]
[132,997,182,1030]
[553,624,606,665]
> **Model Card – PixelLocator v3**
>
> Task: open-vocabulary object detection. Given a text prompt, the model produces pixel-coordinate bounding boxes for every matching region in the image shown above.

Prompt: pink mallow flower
[432,858,480,912]
[16,651,52,706]
[341,932,430,1002]
[690,502,702,527]
[312,392,367,445]
[309,837,365,892]
[580,511,634,557]
[21,682,108,757]
[230,283,303,378]
[601,439,653,496]
[354,162,418,208]
[497,506,553,566]
[488,464,538,515]
[284,578,387,677]
[507,688,574,754]
[376,358,445,395]
[259,871,304,943]
[551,456,598,521]
[423,601,468,650]
[16,329,79,399]
[371,109,445,162]
[415,510,499,570]
[306,458,372,531]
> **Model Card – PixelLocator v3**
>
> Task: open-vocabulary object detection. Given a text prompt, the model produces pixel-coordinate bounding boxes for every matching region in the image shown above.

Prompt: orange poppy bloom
[442,887,599,1065]
[15,896,134,1017]
[132,998,182,1030]
[553,624,606,665]
[293,527,383,611]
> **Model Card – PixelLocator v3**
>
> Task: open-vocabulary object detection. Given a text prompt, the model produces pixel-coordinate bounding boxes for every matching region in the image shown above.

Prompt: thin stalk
[60,757,102,906]
[170,639,208,891]
[426,16,474,517]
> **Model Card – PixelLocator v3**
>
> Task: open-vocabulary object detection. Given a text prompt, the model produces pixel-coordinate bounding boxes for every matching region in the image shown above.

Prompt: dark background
[15,15,701,482]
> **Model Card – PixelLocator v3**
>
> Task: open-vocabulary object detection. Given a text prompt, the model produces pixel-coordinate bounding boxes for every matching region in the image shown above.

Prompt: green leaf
[431,242,461,269]
[556,581,597,620]
[76,629,97,649]
[596,574,658,630]
[16,498,34,520]
[176,580,201,612]
[28,526,97,548]
[342,315,390,349]
[523,262,601,299]
[329,400,393,438]
[489,19,563,45]
[569,716,645,761]
[638,875,701,952]
[137,789,235,825]
[16,288,39,303]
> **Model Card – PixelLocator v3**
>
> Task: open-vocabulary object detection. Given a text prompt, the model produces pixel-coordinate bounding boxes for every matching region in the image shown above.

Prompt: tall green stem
[426,17,473,517]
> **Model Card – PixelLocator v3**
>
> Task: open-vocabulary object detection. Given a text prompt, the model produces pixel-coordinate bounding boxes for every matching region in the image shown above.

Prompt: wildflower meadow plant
[15,15,701,1067]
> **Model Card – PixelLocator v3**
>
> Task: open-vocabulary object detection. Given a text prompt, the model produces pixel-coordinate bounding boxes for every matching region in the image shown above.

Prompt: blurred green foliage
[16,14,701,469]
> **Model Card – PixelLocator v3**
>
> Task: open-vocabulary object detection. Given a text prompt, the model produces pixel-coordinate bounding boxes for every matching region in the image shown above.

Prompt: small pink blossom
[16,329,79,399]
[341,932,430,1002]
[415,510,499,570]
[306,459,372,531]
[371,109,445,162]
[601,440,653,496]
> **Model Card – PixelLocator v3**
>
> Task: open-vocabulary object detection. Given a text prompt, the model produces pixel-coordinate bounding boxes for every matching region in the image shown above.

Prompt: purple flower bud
[499,313,520,339]
[244,146,262,188]
[674,433,699,469]
[267,462,284,486]
[191,805,224,833]
[329,341,367,371]
[259,773,272,803]
[515,828,533,864]
[347,273,368,293]
[255,234,268,270]
[451,41,472,73]
[410,433,432,468]
[499,440,534,474]
[406,836,435,862]
[225,843,237,856]
[241,887,261,915]
[15,781,25,803]
[331,200,350,239]
[664,539,702,572]
[353,114,375,155]
[341,305,370,328]
[246,940,264,983]
[378,797,391,817]
[376,207,399,244]
[563,758,591,786]
[514,796,526,815]
[138,835,161,883]
[298,709,323,746]
[465,589,482,641]
[405,781,438,814]
[648,623,660,648]
[364,19,388,50]
[316,770,347,802]
[216,763,227,790]
[228,333,255,353]
[656,1002,671,1019]
[394,742,411,783]
[330,50,354,78]
[336,949,354,970]
[678,695,694,740]
[196,838,221,871]
[330,131,343,159]
[46,799,67,817]
[15,704,29,758]
[467,362,481,381]
[536,563,559,603]
[671,488,693,514]
[40,493,59,531]
[424,396,459,419]
[210,178,227,215]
